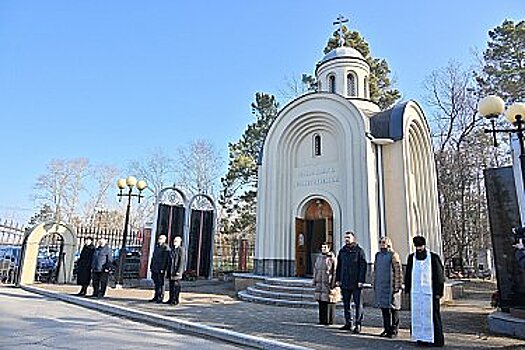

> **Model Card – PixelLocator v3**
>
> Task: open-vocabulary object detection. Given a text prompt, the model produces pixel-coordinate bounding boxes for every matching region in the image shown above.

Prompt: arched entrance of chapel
[295,198,333,277]
[18,222,77,285]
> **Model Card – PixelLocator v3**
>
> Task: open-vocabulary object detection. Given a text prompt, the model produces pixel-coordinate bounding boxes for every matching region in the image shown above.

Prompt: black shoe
[148,298,157,302]
[87,294,97,298]
[352,325,361,334]
[339,324,352,330]
[379,330,389,337]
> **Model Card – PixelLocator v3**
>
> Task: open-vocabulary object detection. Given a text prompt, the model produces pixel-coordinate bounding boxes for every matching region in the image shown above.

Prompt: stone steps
[246,286,314,302]
[255,282,315,294]
[238,277,318,308]
[238,290,318,308]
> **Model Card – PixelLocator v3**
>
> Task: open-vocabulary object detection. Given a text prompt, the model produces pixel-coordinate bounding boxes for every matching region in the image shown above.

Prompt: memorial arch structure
[18,222,77,285]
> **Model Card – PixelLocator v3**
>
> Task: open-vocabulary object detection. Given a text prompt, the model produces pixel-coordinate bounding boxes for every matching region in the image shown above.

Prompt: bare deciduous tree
[127,148,176,228]
[82,164,120,224]
[424,61,509,270]
[177,139,223,201]
[34,158,90,223]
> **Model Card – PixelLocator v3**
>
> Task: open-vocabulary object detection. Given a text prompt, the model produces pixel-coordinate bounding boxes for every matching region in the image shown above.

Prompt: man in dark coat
[335,231,367,333]
[76,236,95,296]
[149,234,170,303]
[165,236,185,305]
[404,236,445,347]
[91,238,113,298]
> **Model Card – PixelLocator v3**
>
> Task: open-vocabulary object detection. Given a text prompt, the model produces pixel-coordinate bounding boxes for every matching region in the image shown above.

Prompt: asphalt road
[0,286,243,350]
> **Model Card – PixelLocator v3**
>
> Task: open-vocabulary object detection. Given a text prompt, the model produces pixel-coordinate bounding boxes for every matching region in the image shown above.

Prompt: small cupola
[315,17,371,100]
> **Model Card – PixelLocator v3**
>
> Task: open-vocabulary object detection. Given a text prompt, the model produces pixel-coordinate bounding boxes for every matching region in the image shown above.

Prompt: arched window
[313,134,322,156]
[328,75,336,93]
[347,73,356,96]
[364,76,369,98]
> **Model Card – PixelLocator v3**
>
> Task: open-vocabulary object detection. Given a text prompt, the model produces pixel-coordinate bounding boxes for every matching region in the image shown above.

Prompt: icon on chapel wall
[298,233,305,246]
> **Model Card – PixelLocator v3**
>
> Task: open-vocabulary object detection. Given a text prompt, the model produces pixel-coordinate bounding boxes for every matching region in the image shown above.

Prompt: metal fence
[214,238,255,274]
[0,220,25,246]
[75,226,143,280]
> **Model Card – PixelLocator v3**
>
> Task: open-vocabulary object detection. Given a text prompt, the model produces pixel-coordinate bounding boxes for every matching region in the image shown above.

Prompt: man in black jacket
[76,236,95,296]
[165,236,186,305]
[91,238,112,298]
[149,234,170,303]
[335,231,367,333]
[404,236,445,347]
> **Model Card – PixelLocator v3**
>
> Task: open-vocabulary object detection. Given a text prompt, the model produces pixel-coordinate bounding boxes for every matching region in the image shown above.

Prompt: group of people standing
[312,231,445,347]
[76,234,186,305]
[76,237,113,299]
[149,234,186,305]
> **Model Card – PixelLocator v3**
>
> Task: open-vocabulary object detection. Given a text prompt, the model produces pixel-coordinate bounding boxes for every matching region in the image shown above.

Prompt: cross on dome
[333,14,349,47]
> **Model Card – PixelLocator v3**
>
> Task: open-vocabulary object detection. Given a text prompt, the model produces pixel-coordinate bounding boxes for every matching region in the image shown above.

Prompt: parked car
[112,245,142,261]
[35,249,58,282]
[112,245,142,279]
[0,246,21,283]
[0,246,64,284]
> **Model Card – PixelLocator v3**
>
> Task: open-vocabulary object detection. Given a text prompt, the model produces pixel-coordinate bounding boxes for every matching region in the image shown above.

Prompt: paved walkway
[29,280,525,349]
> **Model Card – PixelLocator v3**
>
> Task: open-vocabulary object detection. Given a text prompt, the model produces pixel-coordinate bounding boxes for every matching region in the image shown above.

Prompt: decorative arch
[18,222,77,285]
[149,186,188,279]
[187,194,217,279]
[295,192,343,250]
[402,102,442,257]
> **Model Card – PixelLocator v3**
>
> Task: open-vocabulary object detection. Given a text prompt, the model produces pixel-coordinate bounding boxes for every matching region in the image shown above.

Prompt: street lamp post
[478,96,525,194]
[116,176,147,287]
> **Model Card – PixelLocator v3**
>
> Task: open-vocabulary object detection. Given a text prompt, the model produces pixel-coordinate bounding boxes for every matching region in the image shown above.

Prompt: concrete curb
[487,311,525,340]
[20,285,313,350]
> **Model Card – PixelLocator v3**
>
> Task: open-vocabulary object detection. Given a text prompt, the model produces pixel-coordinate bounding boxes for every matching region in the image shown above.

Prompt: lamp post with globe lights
[116,176,147,287]
[478,96,525,195]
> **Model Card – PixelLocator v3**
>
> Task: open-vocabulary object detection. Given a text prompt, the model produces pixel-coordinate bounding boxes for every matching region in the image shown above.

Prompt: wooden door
[326,217,333,248]
[295,218,307,277]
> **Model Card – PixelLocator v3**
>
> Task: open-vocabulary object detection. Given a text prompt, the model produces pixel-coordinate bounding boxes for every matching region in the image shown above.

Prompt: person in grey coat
[335,231,367,333]
[149,235,170,303]
[374,236,403,338]
[91,238,112,298]
[165,236,185,305]
[313,242,339,325]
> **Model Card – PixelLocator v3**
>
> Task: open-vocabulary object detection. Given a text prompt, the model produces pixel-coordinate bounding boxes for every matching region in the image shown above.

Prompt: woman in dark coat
[76,237,95,296]
[373,236,402,338]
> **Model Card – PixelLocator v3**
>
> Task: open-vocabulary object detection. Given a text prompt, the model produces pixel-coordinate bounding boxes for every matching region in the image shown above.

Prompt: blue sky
[0,0,523,223]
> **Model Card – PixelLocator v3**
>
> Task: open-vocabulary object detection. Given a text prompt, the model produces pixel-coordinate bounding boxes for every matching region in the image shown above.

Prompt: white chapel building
[254,45,442,277]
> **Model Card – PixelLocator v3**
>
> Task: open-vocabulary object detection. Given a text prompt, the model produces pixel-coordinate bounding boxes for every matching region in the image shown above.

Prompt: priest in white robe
[404,236,445,347]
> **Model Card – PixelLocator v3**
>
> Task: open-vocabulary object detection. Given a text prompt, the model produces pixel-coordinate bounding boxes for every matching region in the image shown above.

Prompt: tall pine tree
[324,25,401,109]
[476,19,525,102]
[220,93,279,244]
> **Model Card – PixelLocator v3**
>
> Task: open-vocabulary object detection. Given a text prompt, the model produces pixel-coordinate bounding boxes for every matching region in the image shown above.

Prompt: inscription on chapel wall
[295,166,340,188]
